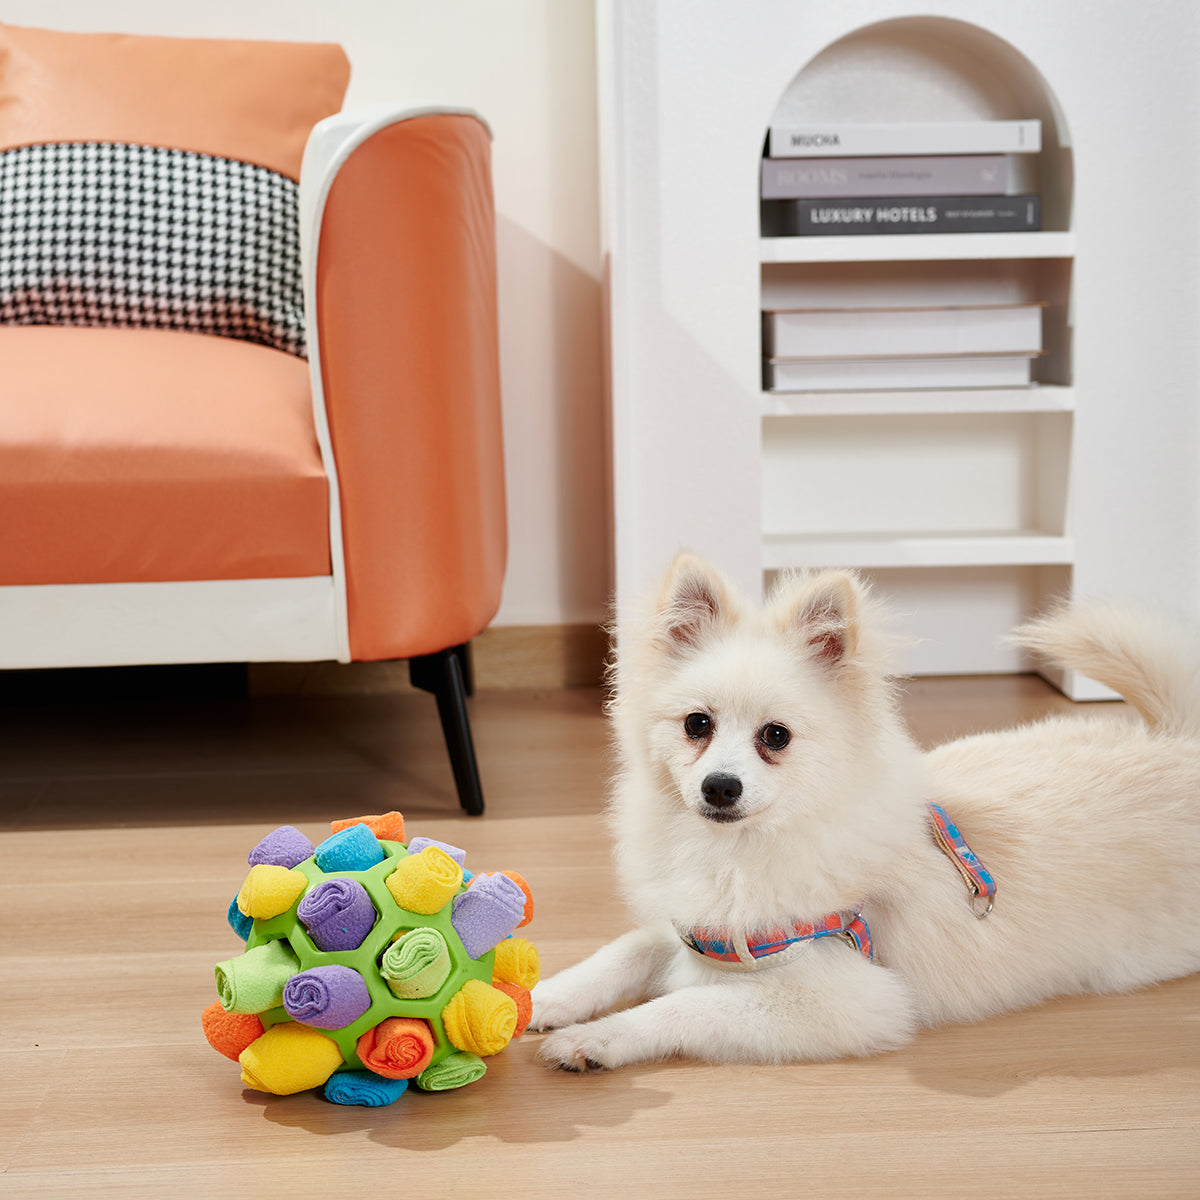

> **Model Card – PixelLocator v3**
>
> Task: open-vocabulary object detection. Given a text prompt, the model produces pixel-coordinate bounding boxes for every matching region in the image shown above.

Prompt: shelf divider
[759,386,1075,417]
[762,532,1076,571]
[759,231,1077,264]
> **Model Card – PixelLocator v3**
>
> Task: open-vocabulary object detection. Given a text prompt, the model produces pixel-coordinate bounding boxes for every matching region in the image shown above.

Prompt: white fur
[530,555,1200,1070]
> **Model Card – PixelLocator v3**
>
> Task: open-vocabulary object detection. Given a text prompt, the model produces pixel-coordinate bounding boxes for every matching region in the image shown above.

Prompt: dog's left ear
[772,571,862,669]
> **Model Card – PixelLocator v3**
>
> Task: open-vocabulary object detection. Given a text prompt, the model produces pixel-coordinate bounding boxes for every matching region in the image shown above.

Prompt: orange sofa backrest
[0,23,349,180]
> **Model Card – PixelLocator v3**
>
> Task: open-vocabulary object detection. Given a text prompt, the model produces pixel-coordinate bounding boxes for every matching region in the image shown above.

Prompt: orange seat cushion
[0,326,330,586]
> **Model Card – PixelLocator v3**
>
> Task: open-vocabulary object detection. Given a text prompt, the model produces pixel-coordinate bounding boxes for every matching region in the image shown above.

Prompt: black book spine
[762,194,1041,236]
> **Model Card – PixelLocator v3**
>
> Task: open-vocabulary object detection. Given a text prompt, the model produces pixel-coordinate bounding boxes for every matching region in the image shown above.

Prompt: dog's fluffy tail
[1013,600,1200,738]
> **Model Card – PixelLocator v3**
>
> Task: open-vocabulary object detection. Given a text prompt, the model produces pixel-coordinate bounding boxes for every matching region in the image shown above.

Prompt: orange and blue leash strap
[928,802,997,918]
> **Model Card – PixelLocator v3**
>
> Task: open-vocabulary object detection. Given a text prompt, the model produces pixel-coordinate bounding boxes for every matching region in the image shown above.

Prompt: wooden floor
[2,673,1197,1198]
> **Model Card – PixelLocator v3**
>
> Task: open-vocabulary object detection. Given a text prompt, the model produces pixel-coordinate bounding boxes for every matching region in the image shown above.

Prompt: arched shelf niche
[758,17,1075,389]
[762,16,1073,231]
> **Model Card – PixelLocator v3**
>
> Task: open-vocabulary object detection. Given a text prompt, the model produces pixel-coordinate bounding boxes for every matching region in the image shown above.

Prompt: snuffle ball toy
[201,811,538,1108]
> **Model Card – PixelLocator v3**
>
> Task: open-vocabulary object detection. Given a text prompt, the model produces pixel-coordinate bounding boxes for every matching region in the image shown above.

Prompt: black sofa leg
[409,644,484,816]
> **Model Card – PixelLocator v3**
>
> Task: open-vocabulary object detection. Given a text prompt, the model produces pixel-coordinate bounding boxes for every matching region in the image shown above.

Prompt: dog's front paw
[529,978,592,1033]
[536,1023,617,1073]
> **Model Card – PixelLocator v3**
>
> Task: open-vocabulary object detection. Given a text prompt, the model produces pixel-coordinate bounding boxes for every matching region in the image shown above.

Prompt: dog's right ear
[655,553,736,652]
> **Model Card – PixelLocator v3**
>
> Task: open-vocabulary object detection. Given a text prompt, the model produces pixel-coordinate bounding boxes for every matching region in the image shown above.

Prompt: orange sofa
[0,26,506,814]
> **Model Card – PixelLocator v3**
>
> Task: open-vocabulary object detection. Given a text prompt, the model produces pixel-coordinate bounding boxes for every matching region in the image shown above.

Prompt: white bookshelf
[599,1,1200,696]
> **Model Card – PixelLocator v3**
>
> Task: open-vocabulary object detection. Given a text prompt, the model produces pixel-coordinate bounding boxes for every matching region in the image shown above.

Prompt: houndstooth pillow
[0,141,306,357]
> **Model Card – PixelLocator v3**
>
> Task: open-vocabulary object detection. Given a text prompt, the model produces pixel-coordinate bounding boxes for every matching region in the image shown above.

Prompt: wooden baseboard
[248,623,609,695]
[472,622,609,688]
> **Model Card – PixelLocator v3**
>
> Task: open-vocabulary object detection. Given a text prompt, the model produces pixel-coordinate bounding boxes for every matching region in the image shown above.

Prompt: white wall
[2,0,610,627]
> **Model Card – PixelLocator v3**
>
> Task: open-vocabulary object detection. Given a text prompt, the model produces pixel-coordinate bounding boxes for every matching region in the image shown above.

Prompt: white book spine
[762,304,1044,358]
[764,354,1035,392]
[767,120,1042,158]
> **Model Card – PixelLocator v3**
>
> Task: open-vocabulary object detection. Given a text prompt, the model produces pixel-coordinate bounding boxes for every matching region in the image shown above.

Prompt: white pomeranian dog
[530,554,1200,1071]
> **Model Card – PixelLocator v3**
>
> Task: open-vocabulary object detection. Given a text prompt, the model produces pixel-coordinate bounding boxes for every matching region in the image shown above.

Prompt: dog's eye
[684,712,713,739]
[759,723,791,751]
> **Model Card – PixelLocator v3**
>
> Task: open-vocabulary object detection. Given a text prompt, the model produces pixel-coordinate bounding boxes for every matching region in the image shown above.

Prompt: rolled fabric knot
[297,877,377,952]
[355,1017,436,1080]
[313,823,386,873]
[385,847,463,916]
[379,928,452,1000]
[236,864,308,920]
[491,982,533,1038]
[415,1051,487,1092]
[451,872,528,958]
[282,965,372,1030]
[324,1070,409,1107]
[239,1023,344,1095]
[330,811,406,844]
[215,938,299,1015]
[201,1001,264,1062]
[441,979,518,1057]
[492,937,540,990]
[247,825,315,869]
[226,894,254,942]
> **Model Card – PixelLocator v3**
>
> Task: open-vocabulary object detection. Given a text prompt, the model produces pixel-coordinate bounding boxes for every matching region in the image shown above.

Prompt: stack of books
[761,302,1045,392]
[760,119,1042,237]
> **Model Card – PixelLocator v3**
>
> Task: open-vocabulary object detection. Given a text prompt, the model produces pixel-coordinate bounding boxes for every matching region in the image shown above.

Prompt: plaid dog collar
[675,909,873,971]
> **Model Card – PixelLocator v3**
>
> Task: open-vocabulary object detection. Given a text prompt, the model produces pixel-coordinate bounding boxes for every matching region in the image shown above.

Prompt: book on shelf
[761,194,1041,237]
[763,353,1038,393]
[767,119,1041,158]
[762,303,1044,359]
[760,154,1020,199]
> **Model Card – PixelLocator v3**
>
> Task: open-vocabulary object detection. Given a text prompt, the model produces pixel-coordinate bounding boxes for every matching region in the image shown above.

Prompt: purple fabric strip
[450,873,527,959]
[406,836,467,866]
[247,825,316,869]
[297,877,378,951]
[283,965,372,1030]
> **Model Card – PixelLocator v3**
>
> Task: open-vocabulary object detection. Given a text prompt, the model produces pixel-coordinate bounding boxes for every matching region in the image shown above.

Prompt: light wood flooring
[1,673,1197,1198]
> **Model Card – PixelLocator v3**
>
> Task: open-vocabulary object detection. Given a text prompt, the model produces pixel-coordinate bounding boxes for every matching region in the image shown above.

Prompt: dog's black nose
[701,773,743,807]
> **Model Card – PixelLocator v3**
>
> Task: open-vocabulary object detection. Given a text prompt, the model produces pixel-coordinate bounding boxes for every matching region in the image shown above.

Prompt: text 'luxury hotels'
[806,205,938,225]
